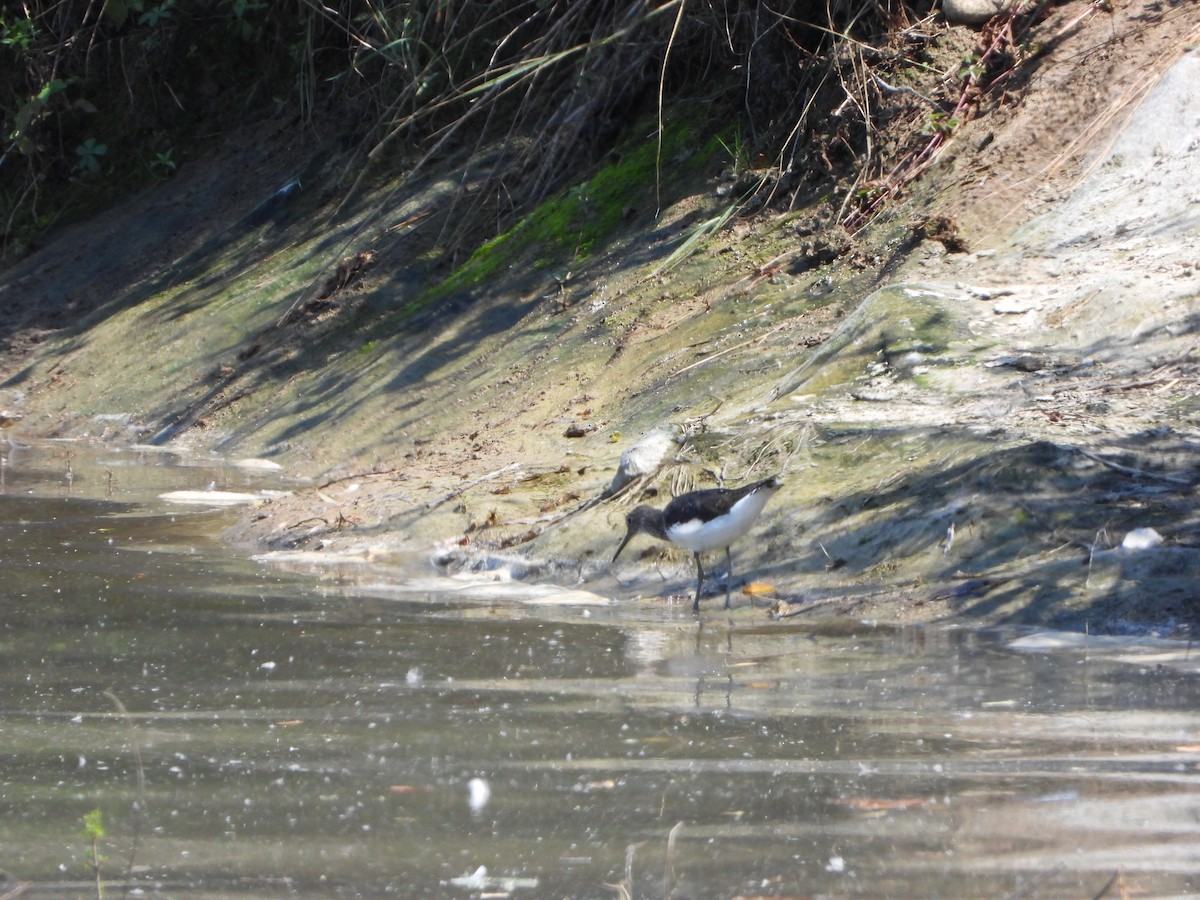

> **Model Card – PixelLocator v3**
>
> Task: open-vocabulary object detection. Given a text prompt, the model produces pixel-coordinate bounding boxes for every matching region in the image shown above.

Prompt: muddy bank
[230,41,1200,634]
[2,2,1199,632]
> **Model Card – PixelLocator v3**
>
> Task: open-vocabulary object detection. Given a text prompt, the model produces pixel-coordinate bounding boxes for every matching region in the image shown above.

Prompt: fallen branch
[426,463,521,510]
[103,689,147,887]
[1069,446,1193,486]
[671,324,785,379]
[769,593,869,618]
[770,572,1017,619]
[317,467,404,490]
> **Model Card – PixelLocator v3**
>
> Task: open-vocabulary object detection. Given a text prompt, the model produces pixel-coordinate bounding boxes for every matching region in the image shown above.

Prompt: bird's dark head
[612,505,667,563]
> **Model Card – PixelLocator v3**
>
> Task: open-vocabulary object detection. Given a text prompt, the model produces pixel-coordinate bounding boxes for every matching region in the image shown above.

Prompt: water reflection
[1,443,1198,897]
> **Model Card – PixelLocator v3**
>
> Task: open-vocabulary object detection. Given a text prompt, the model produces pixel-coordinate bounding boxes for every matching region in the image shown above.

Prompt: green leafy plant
[150,148,176,175]
[717,127,751,175]
[73,137,108,175]
[101,0,137,28]
[8,78,68,154]
[0,13,36,51]
[958,53,986,83]
[82,808,107,898]
[137,1,176,28]
[923,111,959,137]
[224,0,268,40]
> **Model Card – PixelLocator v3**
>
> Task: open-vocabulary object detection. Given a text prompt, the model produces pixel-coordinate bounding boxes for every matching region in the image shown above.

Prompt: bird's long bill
[612,529,635,563]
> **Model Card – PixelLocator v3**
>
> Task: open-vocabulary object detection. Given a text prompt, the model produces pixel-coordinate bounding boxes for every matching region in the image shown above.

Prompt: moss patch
[418,119,723,309]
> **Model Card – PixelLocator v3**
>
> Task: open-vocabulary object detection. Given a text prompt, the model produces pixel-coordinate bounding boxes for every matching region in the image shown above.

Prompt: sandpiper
[613,475,782,611]
[0,410,23,447]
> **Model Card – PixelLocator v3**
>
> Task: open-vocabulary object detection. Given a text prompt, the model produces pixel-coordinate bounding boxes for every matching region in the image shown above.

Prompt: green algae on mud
[412,118,728,310]
[773,282,982,399]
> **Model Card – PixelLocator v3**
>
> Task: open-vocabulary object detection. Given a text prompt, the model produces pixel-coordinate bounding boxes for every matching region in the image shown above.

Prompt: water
[2,443,1200,898]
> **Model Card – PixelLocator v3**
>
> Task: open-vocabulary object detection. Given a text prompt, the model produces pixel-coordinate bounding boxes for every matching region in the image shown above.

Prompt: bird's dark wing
[664,478,777,523]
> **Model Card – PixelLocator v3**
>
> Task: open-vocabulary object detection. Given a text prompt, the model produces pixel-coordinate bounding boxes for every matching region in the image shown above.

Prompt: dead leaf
[742,581,776,596]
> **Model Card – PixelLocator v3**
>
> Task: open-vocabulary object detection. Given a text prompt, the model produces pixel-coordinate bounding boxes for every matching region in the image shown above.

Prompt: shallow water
[2,443,1200,898]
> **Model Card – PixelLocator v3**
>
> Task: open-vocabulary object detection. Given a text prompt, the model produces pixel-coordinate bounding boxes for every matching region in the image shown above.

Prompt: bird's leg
[724,546,734,609]
[692,552,705,613]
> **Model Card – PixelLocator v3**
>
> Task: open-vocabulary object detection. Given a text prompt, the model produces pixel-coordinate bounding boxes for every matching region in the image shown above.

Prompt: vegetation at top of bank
[1,0,1044,264]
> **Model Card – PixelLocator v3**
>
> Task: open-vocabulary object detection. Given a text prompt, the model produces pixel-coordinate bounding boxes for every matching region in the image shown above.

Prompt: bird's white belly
[666,491,772,552]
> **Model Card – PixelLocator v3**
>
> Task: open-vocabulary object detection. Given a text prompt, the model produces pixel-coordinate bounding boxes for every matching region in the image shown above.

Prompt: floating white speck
[448,865,539,890]
[405,667,423,687]
[260,661,276,671]
[825,856,845,873]
[468,777,491,813]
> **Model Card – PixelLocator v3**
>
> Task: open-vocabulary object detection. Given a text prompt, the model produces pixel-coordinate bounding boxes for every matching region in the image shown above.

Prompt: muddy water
[2,444,1199,898]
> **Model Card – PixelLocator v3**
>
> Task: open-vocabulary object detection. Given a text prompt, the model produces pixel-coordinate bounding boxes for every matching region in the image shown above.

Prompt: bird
[612,476,782,612]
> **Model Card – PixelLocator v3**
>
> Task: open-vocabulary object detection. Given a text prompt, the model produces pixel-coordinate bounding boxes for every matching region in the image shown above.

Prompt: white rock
[608,429,677,494]
[943,0,1017,25]
[1121,527,1164,550]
